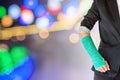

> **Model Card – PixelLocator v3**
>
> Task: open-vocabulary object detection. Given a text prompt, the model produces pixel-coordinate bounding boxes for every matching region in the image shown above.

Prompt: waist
[99,41,120,48]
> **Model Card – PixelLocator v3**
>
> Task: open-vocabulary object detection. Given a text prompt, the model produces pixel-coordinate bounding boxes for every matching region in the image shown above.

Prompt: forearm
[79,27,106,70]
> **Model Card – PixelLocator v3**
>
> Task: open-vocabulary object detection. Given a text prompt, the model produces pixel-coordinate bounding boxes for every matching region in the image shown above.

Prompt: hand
[97,60,110,72]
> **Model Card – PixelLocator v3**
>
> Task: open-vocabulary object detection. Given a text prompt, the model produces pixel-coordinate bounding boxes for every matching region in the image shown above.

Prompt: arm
[80,32,110,72]
[79,0,110,72]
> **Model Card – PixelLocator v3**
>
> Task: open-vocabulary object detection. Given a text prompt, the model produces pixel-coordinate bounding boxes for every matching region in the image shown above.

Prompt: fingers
[98,67,105,72]
[97,60,110,73]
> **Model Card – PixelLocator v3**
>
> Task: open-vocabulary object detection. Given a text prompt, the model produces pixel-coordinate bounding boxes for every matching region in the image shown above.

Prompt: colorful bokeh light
[39,30,49,39]
[36,14,56,29]
[16,31,26,41]
[62,0,80,17]
[0,43,9,50]
[8,4,21,20]
[0,49,14,75]
[47,14,56,26]
[23,0,38,10]
[1,15,13,27]
[0,58,34,80]
[47,0,61,16]
[10,58,34,80]
[1,30,13,40]
[10,46,28,67]
[69,33,79,44]
[0,6,6,18]
[34,4,47,18]
[18,9,34,26]
[0,45,34,80]
[36,16,49,29]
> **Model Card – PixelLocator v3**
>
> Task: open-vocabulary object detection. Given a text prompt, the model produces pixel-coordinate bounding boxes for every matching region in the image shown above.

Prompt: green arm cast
[81,35,106,70]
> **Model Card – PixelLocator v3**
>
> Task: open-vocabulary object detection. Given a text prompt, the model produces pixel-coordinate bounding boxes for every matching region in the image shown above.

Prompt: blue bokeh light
[0,58,34,80]
[47,14,56,28]
[23,0,38,10]
[18,17,28,26]
[10,58,34,80]
[18,10,34,26]
[62,0,80,15]
[35,13,56,29]
[8,4,21,20]
[33,4,47,18]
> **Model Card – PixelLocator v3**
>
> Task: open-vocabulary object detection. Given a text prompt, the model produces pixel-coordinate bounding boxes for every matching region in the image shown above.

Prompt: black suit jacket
[81,0,120,77]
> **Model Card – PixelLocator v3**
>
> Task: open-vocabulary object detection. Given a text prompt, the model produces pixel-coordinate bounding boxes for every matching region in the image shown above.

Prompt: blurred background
[0,0,101,80]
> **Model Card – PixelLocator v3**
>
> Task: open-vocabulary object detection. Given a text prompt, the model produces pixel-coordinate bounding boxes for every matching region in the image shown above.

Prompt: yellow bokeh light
[1,15,13,27]
[57,12,65,21]
[1,30,13,40]
[39,30,49,39]
[0,43,9,50]
[69,33,80,44]
[16,31,26,41]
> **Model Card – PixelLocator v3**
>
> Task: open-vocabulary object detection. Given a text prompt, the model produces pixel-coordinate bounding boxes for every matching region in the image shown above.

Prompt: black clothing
[81,0,120,78]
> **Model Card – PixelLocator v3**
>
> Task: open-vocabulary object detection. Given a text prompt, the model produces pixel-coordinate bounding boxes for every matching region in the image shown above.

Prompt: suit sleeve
[80,0,100,30]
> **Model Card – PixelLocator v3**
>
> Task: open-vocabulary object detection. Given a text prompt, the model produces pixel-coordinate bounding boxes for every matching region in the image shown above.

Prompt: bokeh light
[57,12,65,21]
[36,14,56,29]
[16,31,26,41]
[62,0,80,17]
[8,4,21,20]
[33,4,47,18]
[10,58,34,80]
[0,0,94,80]
[69,33,80,44]
[47,14,56,27]
[1,15,13,27]
[0,45,34,80]
[18,9,34,26]
[36,16,49,29]
[0,49,14,75]
[39,30,49,39]
[21,5,28,10]
[1,30,13,40]
[47,0,61,16]
[23,0,38,10]
[10,46,28,67]
[0,6,6,18]
[0,75,13,80]
[0,43,9,50]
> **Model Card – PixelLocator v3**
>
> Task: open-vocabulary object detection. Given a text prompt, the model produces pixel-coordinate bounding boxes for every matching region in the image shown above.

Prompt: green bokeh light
[0,6,7,18]
[0,49,14,74]
[10,46,28,67]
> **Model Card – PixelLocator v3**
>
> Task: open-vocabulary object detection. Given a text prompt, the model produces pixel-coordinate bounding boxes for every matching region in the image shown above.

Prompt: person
[79,0,120,80]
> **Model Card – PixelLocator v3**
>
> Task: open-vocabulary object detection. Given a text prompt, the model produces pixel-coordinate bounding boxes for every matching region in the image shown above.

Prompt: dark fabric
[80,0,120,78]
[94,68,120,80]
[94,72,114,80]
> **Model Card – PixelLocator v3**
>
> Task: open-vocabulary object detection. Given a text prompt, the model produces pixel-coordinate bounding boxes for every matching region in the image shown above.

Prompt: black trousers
[94,69,120,80]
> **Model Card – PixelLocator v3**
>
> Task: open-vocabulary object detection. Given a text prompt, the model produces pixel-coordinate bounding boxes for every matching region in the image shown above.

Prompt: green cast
[81,36,106,70]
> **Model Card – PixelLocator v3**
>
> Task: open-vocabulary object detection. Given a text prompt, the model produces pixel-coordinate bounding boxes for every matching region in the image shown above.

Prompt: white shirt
[117,0,120,15]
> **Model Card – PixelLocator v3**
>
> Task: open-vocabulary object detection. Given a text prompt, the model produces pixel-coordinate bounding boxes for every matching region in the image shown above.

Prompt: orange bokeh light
[1,15,13,27]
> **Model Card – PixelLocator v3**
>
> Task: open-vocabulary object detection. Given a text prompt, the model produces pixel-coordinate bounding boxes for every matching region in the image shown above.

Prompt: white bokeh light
[8,4,21,19]
[47,0,61,10]
[20,10,34,25]
[66,6,77,17]
[35,16,49,29]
